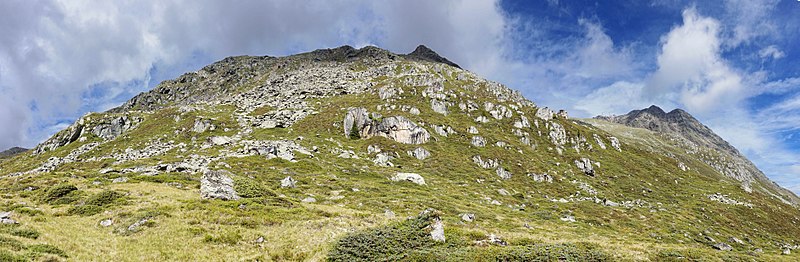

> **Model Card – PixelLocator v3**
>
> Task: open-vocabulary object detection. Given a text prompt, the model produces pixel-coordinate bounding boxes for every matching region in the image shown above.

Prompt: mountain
[0,147,27,159]
[595,105,800,205]
[0,45,798,261]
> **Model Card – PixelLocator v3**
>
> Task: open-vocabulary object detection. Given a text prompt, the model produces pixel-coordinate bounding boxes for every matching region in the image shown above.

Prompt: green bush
[0,250,25,262]
[202,230,242,245]
[41,184,79,204]
[27,244,68,258]
[233,179,275,198]
[328,211,441,262]
[406,243,610,262]
[85,190,123,206]
[10,228,39,239]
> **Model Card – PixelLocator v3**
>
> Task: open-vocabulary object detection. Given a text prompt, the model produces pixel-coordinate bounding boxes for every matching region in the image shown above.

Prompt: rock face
[372,116,430,144]
[92,116,141,140]
[200,170,239,200]
[344,107,370,138]
[536,107,554,120]
[344,109,430,144]
[391,172,426,185]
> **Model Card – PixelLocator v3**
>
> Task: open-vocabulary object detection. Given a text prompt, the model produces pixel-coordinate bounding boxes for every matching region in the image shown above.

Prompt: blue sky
[0,0,799,193]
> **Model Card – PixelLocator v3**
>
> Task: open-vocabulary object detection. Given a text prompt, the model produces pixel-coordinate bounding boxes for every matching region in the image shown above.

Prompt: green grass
[0,58,797,261]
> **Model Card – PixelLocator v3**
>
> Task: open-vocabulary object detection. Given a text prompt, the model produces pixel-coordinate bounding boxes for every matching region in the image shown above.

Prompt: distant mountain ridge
[596,105,800,204]
[0,147,27,159]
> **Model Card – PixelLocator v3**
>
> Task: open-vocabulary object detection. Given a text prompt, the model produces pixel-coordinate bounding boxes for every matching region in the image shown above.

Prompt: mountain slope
[0,45,798,261]
[0,147,27,159]
[595,105,800,205]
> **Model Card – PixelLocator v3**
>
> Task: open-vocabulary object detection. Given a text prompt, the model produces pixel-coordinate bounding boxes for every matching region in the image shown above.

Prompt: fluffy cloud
[0,0,507,150]
[758,45,785,60]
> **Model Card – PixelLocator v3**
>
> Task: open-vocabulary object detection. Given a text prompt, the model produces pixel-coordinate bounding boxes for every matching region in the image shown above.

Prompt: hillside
[0,45,798,261]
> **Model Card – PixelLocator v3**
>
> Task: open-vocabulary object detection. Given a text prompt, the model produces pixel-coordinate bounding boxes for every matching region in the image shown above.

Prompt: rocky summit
[0,45,798,261]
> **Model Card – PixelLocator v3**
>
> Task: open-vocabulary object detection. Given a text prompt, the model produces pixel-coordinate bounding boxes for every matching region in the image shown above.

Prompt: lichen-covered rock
[593,134,607,149]
[529,173,553,183]
[92,116,141,140]
[575,158,594,176]
[373,153,394,167]
[496,167,512,179]
[200,170,239,200]
[471,136,487,147]
[192,119,215,133]
[467,126,479,134]
[473,155,498,169]
[368,116,430,144]
[391,172,426,185]
[549,123,566,146]
[431,99,447,115]
[536,107,554,120]
[281,176,297,188]
[408,147,430,160]
[609,136,621,151]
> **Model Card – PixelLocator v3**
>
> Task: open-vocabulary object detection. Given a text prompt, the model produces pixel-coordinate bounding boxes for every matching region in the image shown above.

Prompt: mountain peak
[405,44,461,69]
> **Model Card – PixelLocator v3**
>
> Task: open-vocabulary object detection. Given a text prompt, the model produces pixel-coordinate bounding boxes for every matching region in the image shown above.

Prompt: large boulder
[200,170,239,200]
[575,158,595,176]
[343,107,369,138]
[92,116,140,140]
[391,172,426,185]
[371,116,430,144]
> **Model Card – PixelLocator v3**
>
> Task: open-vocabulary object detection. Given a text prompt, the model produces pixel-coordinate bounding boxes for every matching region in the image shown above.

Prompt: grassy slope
[0,60,798,261]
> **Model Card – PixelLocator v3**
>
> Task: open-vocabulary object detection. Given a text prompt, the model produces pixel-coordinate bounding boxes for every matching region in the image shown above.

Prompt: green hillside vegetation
[0,46,797,261]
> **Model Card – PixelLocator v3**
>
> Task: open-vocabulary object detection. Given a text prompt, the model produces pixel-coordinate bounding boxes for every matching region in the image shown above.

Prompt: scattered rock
[112,177,129,183]
[373,153,394,167]
[409,107,421,115]
[391,172,426,185]
[192,119,214,133]
[208,136,234,146]
[301,197,317,203]
[255,236,265,243]
[99,218,113,227]
[678,162,689,171]
[430,218,445,242]
[556,110,569,119]
[575,158,595,176]
[496,167,512,180]
[729,237,744,245]
[713,242,733,251]
[281,176,297,188]
[549,123,566,146]
[431,99,448,115]
[0,212,16,224]
[200,170,239,200]
[473,155,498,169]
[367,144,381,154]
[529,173,553,183]
[476,234,508,246]
[536,107,554,120]
[408,147,431,160]
[467,126,479,134]
[783,248,791,255]
[127,218,149,232]
[471,136,487,147]
[609,136,621,151]
[461,213,475,222]
[560,215,576,222]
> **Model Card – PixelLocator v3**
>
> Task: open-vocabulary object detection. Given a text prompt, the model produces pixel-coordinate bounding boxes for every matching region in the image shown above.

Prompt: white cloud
[758,45,785,60]
[646,8,744,115]
[0,0,508,150]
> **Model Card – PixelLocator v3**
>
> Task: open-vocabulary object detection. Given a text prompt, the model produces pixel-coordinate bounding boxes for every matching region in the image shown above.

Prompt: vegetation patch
[40,184,80,205]
[67,190,125,216]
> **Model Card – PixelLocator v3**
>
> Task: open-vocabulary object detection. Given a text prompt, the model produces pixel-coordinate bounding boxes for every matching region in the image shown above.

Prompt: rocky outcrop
[408,147,430,160]
[575,158,594,176]
[529,173,553,183]
[536,107,554,120]
[549,123,566,146]
[343,107,370,138]
[496,167,512,180]
[404,44,461,69]
[281,176,297,188]
[473,155,498,169]
[33,121,84,154]
[200,170,239,200]
[391,172,426,185]
[92,116,141,140]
